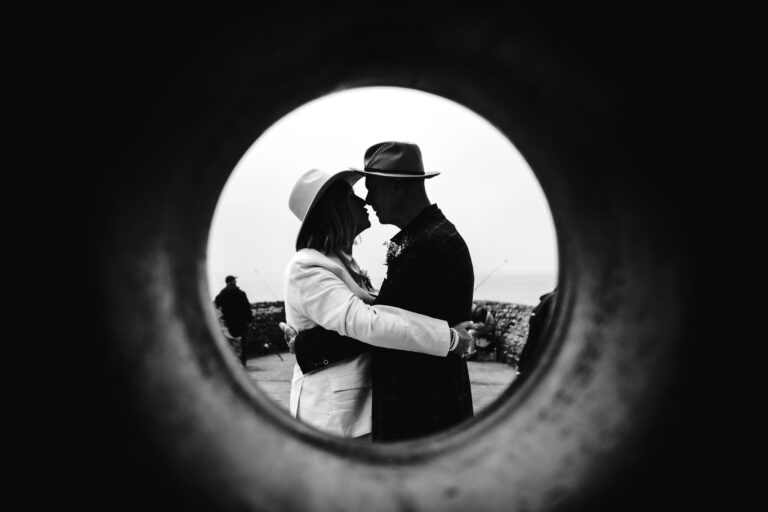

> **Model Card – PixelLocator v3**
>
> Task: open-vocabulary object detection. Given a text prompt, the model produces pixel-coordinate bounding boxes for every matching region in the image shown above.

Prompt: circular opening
[85,16,691,511]
[207,86,559,446]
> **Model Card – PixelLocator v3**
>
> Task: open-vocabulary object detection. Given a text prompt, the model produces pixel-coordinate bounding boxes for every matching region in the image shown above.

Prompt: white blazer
[284,248,450,437]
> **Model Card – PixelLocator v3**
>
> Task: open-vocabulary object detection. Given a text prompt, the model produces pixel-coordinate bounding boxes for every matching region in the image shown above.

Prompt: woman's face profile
[347,187,371,235]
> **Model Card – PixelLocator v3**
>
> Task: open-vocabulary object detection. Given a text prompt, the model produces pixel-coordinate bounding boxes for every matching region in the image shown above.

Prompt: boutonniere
[384,237,410,266]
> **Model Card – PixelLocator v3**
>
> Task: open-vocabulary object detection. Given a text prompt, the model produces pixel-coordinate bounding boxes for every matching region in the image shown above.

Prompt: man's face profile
[364,176,395,225]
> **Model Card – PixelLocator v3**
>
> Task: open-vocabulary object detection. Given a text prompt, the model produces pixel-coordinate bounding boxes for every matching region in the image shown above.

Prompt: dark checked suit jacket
[292,204,474,441]
[371,204,474,441]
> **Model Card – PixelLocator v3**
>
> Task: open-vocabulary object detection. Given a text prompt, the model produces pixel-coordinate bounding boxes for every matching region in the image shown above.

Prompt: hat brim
[349,167,440,179]
[295,170,362,249]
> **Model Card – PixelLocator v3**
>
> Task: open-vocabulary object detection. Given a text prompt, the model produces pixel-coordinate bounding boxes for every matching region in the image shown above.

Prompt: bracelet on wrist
[449,328,458,351]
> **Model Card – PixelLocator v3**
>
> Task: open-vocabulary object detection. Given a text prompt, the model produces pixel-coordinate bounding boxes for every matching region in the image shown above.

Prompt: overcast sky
[206,86,558,304]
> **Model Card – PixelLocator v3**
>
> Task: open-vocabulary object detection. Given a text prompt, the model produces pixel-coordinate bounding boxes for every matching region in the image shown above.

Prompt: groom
[288,141,475,442]
[356,141,475,441]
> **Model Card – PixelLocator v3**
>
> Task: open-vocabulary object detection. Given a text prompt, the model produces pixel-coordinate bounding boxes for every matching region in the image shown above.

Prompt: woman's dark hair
[296,180,357,253]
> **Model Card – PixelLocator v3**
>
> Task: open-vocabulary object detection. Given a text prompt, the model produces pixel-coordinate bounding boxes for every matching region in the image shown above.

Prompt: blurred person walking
[214,275,254,367]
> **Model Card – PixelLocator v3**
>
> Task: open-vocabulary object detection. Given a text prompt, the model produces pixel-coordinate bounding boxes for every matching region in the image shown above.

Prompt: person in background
[518,288,557,376]
[214,275,254,367]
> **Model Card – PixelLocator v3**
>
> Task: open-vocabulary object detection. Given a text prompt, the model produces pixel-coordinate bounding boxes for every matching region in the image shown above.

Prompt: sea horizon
[236,271,557,307]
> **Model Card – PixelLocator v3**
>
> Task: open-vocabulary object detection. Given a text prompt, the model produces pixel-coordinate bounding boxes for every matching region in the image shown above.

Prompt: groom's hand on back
[278,322,298,353]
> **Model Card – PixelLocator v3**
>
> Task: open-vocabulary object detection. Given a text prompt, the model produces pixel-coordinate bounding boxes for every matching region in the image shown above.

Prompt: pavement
[245,352,518,413]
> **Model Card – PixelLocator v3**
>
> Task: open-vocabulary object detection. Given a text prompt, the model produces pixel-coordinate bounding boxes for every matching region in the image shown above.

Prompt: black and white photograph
[46,5,716,512]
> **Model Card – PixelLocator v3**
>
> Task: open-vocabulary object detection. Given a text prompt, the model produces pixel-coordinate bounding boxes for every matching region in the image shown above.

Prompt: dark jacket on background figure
[214,286,253,339]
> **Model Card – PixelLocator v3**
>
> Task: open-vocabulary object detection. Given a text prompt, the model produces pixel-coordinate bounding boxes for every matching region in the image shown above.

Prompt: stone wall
[244,302,288,358]
[243,300,535,368]
[471,300,535,369]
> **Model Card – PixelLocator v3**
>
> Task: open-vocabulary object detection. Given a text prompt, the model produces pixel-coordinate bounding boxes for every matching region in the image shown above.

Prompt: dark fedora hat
[350,141,440,179]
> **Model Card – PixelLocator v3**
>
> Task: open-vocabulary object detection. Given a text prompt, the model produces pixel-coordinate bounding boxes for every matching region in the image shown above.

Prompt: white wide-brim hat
[289,168,362,248]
